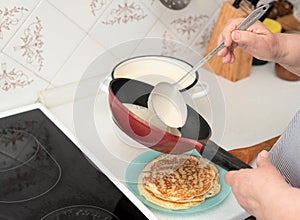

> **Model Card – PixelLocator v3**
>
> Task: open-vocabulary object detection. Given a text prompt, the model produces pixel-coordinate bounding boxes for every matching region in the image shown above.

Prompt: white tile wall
[0,0,221,111]
[50,35,106,87]
[191,9,220,56]
[47,0,113,32]
[3,1,86,81]
[0,53,49,111]
[159,0,219,45]
[89,0,157,50]
[0,0,40,50]
[132,20,181,57]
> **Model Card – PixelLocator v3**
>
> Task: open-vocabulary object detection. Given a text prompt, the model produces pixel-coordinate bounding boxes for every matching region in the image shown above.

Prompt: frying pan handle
[199,140,252,170]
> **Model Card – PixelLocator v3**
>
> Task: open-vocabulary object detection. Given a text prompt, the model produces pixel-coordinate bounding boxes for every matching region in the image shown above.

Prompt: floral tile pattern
[159,0,219,45]
[0,6,28,40]
[0,0,222,111]
[90,0,109,16]
[0,0,40,50]
[192,26,214,55]
[14,16,44,71]
[89,0,157,49]
[191,14,218,56]
[3,0,86,82]
[0,53,49,112]
[0,62,33,91]
[101,0,147,25]
[170,14,210,41]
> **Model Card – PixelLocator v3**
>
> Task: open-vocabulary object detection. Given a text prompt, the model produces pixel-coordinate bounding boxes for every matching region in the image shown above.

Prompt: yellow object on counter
[253,18,282,66]
[263,18,282,33]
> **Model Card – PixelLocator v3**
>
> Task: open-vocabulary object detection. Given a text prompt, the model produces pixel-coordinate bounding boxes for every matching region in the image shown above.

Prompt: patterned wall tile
[50,36,106,87]
[191,10,219,56]
[89,0,157,50]
[47,0,113,32]
[0,0,41,51]
[159,0,219,45]
[0,0,223,110]
[132,20,183,57]
[3,0,86,82]
[0,53,49,111]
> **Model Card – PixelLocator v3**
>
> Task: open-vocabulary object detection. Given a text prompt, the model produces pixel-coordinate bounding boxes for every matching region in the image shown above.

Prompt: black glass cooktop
[0,107,149,220]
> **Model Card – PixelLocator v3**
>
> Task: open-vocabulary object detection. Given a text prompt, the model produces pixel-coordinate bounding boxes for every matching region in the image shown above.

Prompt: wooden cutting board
[204,1,253,81]
[229,135,280,165]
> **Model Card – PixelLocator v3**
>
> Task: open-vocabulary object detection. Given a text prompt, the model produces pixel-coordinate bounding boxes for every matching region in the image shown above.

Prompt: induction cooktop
[0,104,154,220]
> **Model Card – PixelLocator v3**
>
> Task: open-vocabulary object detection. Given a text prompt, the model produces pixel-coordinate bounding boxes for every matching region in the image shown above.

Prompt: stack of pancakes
[138,154,221,210]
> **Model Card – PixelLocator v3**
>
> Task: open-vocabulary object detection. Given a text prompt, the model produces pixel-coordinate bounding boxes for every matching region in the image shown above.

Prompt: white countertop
[46,61,300,220]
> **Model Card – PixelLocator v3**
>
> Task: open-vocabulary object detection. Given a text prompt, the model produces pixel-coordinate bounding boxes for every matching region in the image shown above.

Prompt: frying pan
[109,78,251,171]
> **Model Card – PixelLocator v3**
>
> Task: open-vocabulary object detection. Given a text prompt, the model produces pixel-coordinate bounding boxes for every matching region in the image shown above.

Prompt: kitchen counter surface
[47,61,300,220]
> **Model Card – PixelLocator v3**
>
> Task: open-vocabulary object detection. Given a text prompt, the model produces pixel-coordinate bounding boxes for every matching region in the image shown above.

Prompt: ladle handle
[176,3,271,87]
[199,140,252,170]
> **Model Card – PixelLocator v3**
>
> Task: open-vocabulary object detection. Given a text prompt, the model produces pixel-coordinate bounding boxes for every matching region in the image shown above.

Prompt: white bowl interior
[112,56,197,90]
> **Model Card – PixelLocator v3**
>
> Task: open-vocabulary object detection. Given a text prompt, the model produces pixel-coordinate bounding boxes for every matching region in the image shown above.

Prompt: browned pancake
[138,182,204,209]
[138,154,221,209]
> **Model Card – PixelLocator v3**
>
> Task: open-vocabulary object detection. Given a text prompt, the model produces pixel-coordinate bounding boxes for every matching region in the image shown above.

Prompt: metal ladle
[148,3,271,128]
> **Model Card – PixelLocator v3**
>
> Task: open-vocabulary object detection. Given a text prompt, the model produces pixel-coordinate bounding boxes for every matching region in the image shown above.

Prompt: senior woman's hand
[217,18,278,64]
[217,17,300,76]
[225,150,300,219]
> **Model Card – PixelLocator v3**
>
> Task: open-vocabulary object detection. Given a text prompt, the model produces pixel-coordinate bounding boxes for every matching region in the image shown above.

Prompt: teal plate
[125,150,231,214]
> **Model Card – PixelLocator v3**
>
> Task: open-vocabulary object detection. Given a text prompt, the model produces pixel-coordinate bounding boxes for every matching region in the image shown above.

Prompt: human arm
[218,18,300,76]
[225,150,300,219]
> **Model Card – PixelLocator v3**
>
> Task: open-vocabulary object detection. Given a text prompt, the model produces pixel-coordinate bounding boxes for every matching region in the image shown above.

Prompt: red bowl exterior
[108,86,202,154]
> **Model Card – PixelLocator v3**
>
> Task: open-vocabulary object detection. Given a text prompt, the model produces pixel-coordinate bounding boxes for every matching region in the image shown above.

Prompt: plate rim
[125,150,231,214]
